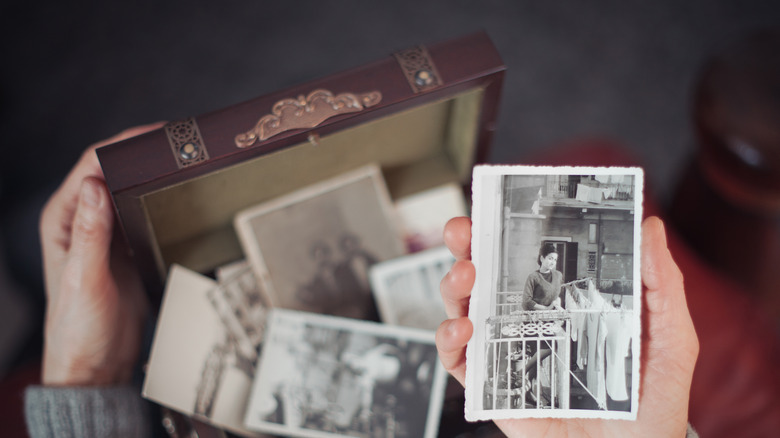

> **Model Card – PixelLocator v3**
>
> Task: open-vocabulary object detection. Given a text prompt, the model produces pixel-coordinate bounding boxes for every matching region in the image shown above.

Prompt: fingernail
[80,180,102,208]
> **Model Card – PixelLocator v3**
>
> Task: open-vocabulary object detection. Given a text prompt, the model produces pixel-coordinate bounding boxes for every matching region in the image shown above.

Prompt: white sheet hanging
[605,311,632,401]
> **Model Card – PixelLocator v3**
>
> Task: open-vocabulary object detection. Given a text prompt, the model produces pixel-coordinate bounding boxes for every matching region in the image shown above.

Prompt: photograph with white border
[234,164,405,320]
[465,165,643,421]
[369,245,454,330]
[143,264,272,437]
[209,260,268,361]
[244,309,448,438]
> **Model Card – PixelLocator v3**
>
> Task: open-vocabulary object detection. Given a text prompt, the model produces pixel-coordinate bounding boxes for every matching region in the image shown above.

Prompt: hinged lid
[97,31,505,300]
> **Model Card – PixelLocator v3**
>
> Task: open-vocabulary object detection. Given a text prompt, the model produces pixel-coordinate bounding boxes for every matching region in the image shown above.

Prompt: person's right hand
[436,216,699,437]
[40,123,163,386]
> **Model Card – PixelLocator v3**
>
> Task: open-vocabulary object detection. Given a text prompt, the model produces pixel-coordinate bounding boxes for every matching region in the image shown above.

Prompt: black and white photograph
[243,309,448,438]
[143,265,271,437]
[369,246,454,330]
[465,165,643,421]
[234,164,405,320]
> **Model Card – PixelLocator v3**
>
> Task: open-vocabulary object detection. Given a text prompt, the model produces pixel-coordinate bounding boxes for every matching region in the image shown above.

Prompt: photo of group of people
[234,165,405,321]
[295,235,379,320]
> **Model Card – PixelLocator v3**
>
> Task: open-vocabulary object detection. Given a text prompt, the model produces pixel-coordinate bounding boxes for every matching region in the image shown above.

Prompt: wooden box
[97,31,505,301]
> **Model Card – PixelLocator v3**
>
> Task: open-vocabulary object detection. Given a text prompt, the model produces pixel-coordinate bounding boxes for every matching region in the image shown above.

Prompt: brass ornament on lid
[165,118,209,169]
[235,89,382,148]
[393,45,442,93]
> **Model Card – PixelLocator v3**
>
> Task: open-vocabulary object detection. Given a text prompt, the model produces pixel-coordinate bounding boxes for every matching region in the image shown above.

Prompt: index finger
[443,217,471,260]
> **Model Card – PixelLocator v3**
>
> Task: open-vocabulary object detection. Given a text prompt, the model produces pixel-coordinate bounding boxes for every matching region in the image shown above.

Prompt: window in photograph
[588,251,597,273]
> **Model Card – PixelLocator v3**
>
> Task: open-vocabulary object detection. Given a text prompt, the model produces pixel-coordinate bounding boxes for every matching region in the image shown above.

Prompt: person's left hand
[40,123,163,386]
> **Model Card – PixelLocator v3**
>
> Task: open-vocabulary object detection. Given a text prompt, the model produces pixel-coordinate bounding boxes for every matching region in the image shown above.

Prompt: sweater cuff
[24,385,152,438]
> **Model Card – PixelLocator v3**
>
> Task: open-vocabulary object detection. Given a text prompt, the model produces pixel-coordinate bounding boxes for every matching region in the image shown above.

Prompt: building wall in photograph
[503,216,543,292]
[545,208,634,294]
[502,207,634,294]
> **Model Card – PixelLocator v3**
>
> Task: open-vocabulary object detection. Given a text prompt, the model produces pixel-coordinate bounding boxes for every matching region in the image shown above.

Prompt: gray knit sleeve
[24,385,153,438]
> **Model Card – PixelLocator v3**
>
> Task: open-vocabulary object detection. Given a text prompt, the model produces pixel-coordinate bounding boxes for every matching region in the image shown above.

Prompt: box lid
[97,31,505,300]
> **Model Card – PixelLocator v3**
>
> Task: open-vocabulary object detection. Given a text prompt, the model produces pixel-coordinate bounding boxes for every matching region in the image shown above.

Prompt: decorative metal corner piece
[165,117,209,169]
[234,89,382,148]
[393,45,442,93]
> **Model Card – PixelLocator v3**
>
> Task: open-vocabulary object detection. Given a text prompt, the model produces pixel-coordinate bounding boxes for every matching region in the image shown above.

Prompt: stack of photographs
[145,163,468,437]
[465,165,643,421]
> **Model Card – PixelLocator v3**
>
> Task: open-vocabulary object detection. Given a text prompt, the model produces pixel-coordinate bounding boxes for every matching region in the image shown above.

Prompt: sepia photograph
[143,264,272,437]
[209,260,268,362]
[244,309,448,438]
[234,164,405,321]
[369,246,454,331]
[394,183,467,253]
[465,165,643,421]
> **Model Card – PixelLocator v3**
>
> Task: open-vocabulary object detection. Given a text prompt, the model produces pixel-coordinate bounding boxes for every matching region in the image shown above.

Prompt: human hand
[436,216,699,437]
[40,123,163,386]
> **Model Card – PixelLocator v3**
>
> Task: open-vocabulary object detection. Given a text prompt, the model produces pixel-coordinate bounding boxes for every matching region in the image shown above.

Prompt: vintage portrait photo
[234,164,405,320]
[465,166,643,421]
[143,264,271,437]
[244,309,448,438]
[369,245,454,330]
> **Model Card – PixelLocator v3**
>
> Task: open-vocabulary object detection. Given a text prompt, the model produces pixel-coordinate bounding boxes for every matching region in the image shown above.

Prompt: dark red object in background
[529,139,780,438]
[672,28,780,322]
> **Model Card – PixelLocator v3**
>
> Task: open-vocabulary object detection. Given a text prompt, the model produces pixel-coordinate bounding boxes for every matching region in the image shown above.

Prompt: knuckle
[72,216,98,240]
[72,211,106,243]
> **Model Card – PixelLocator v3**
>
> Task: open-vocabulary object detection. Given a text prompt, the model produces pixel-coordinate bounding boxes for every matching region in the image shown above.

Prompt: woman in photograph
[521,242,563,312]
[517,242,564,406]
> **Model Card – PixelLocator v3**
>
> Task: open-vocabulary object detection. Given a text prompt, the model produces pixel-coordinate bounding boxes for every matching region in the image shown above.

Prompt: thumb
[637,217,698,432]
[641,216,698,361]
[66,177,114,285]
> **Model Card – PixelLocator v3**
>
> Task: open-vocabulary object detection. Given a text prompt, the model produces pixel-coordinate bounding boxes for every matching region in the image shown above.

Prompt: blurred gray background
[1,0,778,390]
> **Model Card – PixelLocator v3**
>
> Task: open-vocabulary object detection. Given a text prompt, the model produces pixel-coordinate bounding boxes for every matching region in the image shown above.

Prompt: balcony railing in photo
[483,305,629,412]
[484,311,572,410]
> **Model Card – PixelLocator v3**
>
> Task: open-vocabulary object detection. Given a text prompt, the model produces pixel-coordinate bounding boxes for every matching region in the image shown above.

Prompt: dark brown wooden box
[97,31,505,301]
